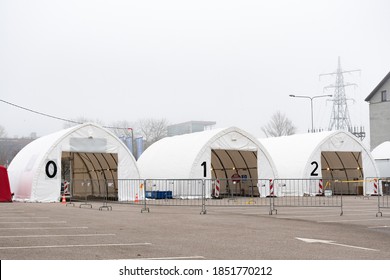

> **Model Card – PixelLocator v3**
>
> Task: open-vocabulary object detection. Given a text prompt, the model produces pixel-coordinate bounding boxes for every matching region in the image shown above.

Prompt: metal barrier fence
[141,178,343,215]
[64,178,343,215]
[375,178,390,217]
[270,179,343,215]
[66,179,145,210]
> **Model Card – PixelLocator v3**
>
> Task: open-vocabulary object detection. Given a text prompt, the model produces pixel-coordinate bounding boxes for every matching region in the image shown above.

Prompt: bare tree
[0,125,7,165]
[261,111,296,137]
[136,118,168,149]
[108,120,135,138]
[0,125,6,138]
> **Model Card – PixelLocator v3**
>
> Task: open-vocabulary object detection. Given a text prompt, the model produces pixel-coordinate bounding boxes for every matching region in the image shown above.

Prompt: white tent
[137,127,277,197]
[372,141,390,178]
[258,131,379,195]
[8,123,140,202]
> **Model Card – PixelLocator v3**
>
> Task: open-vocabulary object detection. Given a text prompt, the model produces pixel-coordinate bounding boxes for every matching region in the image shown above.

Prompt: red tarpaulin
[0,165,12,202]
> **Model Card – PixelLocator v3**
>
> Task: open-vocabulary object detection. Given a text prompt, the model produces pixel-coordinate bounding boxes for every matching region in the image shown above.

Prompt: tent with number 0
[137,127,278,198]
[258,130,379,196]
[8,123,141,202]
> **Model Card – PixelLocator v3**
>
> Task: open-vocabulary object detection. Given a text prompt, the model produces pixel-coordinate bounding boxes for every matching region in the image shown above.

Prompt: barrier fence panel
[69,179,146,210]
[271,179,343,216]
[143,179,204,209]
[141,179,279,215]
[66,178,344,215]
[376,178,390,217]
[203,179,273,213]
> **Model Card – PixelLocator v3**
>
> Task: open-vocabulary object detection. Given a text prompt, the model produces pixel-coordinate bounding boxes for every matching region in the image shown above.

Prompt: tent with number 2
[258,130,379,196]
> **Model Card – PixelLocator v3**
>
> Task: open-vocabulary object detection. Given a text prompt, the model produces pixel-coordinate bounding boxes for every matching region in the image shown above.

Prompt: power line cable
[0,98,132,131]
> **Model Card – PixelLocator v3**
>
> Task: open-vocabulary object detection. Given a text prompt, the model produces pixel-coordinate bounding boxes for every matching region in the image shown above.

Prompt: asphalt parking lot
[1,196,390,260]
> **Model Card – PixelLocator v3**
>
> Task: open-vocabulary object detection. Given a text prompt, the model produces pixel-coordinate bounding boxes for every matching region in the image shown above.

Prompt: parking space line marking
[0,221,67,224]
[0,243,152,250]
[136,256,205,260]
[276,213,375,219]
[0,227,89,230]
[320,218,390,223]
[296,237,379,251]
[0,217,49,219]
[0,234,116,238]
[368,226,390,228]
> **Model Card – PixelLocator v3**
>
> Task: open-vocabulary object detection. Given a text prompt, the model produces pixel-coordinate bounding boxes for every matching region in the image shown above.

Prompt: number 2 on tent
[311,161,319,176]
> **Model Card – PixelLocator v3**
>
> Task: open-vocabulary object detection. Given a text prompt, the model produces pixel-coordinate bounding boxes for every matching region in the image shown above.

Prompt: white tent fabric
[137,127,277,197]
[258,131,379,195]
[138,127,277,179]
[8,123,140,202]
[372,141,390,178]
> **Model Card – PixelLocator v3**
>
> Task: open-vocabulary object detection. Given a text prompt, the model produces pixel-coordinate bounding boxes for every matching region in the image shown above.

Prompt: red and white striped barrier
[318,179,323,195]
[215,179,220,198]
[269,179,274,196]
[63,181,70,195]
[373,178,378,195]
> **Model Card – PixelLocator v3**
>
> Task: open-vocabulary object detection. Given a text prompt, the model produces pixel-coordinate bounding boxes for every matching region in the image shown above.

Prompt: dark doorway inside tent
[211,149,258,197]
[61,152,119,200]
[321,151,363,195]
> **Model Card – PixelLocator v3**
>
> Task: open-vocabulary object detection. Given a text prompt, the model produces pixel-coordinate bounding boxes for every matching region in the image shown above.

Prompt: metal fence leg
[141,180,150,213]
[200,179,207,215]
[99,182,112,211]
[269,196,277,215]
[377,193,383,217]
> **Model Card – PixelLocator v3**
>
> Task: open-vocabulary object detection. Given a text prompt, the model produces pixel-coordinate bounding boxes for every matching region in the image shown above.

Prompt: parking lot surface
[1,196,390,260]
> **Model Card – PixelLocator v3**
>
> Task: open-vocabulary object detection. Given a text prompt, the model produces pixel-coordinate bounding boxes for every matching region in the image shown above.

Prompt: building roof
[365,71,390,102]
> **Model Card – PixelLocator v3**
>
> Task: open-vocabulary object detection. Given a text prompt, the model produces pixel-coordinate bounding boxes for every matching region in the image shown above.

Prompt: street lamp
[289,94,332,132]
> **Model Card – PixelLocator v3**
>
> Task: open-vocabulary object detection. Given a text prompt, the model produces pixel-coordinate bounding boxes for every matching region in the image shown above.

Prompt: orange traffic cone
[135,193,139,203]
[61,194,66,204]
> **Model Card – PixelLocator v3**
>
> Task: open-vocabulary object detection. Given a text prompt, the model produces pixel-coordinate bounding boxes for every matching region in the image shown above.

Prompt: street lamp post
[289,94,332,133]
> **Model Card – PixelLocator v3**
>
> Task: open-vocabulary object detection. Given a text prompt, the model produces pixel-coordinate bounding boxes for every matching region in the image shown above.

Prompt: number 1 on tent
[201,161,207,178]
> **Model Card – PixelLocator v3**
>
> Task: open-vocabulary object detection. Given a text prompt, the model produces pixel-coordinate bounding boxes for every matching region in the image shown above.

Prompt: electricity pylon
[320,57,360,131]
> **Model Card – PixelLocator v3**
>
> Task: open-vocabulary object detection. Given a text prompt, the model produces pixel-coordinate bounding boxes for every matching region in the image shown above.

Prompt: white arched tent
[372,141,390,178]
[258,131,379,195]
[137,127,277,198]
[8,123,140,202]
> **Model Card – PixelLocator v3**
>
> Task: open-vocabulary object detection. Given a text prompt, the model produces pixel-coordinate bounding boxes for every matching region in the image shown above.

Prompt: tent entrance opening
[321,151,363,195]
[211,149,258,197]
[61,152,118,200]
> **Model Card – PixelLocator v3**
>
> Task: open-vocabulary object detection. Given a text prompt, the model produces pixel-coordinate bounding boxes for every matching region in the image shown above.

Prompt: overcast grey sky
[1,0,389,144]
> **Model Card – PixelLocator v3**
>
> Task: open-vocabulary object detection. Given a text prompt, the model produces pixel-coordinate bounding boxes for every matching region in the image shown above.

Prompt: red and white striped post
[373,178,378,195]
[269,179,274,196]
[318,179,323,195]
[215,179,220,198]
